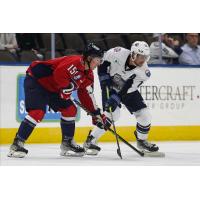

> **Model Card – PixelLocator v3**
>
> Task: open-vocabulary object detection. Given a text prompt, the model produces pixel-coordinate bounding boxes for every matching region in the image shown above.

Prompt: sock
[136,123,151,140]
[60,118,75,142]
[16,118,36,142]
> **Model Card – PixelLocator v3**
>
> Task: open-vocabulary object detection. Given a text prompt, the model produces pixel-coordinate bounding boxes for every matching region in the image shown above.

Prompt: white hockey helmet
[131,41,150,62]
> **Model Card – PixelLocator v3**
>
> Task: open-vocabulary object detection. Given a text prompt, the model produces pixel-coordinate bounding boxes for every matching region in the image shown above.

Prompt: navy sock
[16,118,36,142]
[60,118,75,142]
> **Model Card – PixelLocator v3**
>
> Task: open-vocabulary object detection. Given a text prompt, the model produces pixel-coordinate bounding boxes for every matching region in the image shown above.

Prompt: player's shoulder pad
[142,62,151,78]
[104,47,130,62]
[65,55,83,68]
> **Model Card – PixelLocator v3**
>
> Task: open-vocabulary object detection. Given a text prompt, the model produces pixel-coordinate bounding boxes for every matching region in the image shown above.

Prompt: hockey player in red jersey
[8,43,108,158]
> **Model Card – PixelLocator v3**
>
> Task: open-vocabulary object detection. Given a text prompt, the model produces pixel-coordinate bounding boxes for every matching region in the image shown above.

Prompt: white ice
[1,141,200,166]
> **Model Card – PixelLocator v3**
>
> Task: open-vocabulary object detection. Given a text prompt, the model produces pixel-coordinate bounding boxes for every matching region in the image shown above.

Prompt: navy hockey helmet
[83,43,104,58]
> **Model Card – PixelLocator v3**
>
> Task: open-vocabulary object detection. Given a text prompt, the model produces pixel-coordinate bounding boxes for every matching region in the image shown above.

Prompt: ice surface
[1,141,200,166]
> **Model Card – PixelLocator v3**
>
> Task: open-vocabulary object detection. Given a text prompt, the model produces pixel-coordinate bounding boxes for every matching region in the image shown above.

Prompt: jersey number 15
[68,64,78,75]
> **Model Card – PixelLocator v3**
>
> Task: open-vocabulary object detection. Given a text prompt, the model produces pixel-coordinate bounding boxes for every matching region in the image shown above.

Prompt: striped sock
[136,123,151,140]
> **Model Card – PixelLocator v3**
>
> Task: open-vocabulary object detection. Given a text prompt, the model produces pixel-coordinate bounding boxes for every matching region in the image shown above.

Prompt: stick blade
[143,151,165,157]
[117,149,123,159]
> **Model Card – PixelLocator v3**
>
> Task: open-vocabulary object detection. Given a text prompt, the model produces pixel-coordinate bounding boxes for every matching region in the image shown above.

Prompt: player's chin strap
[82,56,91,71]
[86,60,91,70]
[85,54,100,70]
[131,52,137,62]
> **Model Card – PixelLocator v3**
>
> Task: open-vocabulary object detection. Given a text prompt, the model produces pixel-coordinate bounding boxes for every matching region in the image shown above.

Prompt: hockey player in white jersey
[83,41,159,155]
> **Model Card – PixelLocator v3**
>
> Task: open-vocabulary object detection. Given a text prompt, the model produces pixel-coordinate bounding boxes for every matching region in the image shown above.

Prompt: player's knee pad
[134,108,152,126]
[27,109,45,123]
[59,104,77,121]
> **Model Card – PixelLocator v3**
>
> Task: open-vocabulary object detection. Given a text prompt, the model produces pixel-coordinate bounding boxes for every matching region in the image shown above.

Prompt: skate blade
[85,149,99,156]
[60,150,85,157]
[7,150,27,158]
[143,151,165,157]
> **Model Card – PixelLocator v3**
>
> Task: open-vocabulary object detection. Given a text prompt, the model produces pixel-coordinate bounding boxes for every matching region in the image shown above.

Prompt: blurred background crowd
[0,33,200,65]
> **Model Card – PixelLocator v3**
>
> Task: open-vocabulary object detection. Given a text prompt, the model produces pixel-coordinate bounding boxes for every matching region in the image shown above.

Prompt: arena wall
[0,64,200,144]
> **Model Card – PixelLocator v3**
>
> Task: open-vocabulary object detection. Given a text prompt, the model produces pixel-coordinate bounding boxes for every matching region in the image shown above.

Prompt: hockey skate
[7,138,28,158]
[60,139,85,157]
[83,132,101,156]
[134,131,165,157]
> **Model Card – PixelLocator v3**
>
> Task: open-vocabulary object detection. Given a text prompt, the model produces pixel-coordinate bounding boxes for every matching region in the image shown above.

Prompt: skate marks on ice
[1,142,200,166]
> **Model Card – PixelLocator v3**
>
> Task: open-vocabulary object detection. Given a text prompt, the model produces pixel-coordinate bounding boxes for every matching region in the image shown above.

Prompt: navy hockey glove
[99,74,112,87]
[105,93,121,112]
[98,61,112,89]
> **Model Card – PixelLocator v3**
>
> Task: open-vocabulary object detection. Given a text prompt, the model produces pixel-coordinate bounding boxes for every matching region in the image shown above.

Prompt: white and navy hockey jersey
[101,46,151,94]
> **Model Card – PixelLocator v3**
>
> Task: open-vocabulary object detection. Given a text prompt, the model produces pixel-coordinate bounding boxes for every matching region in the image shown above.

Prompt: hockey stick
[106,87,122,159]
[72,97,145,157]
